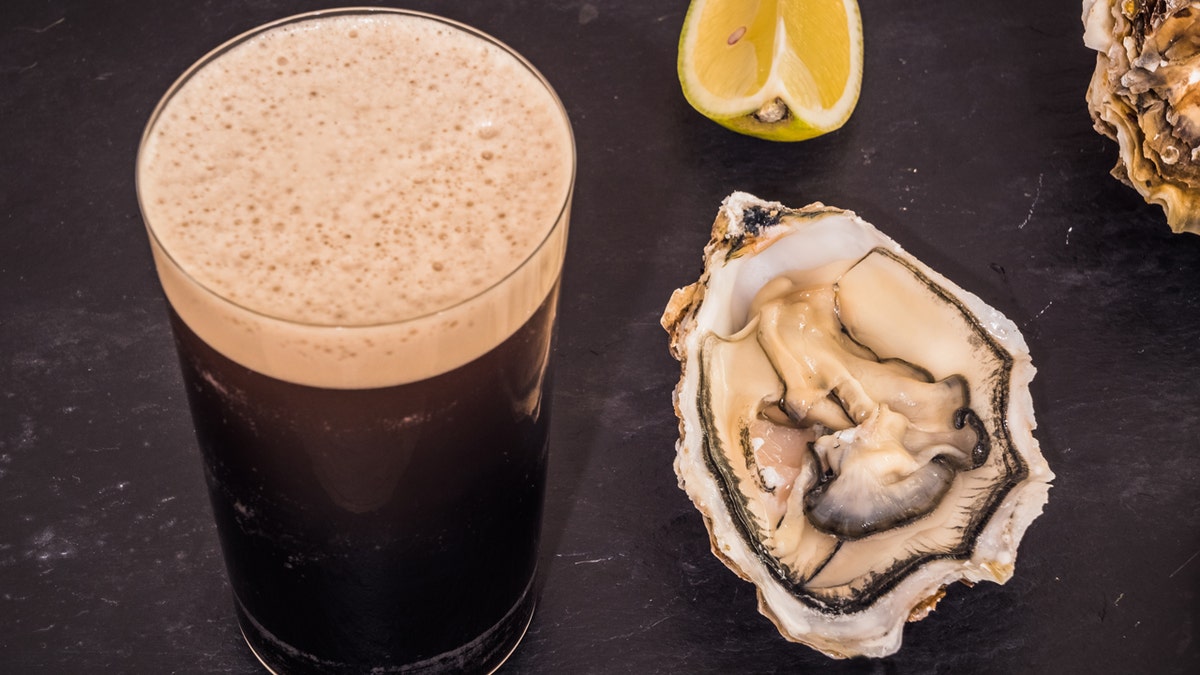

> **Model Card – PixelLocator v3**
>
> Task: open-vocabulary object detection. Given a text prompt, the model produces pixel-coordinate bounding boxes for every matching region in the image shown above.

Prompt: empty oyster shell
[662,193,1053,658]
[1083,0,1200,233]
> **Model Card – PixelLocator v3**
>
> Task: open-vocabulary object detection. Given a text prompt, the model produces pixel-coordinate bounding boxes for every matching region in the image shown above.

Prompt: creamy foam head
[137,10,574,388]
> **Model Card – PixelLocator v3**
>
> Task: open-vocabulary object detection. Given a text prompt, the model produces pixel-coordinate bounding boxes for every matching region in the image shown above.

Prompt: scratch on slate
[1018,173,1044,229]
[1,63,38,75]
[1024,300,1053,327]
[17,17,65,33]
[1169,549,1200,578]
[602,615,673,642]
[557,551,625,565]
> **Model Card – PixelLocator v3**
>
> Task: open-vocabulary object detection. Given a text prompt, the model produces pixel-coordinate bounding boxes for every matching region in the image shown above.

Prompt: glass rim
[135,6,577,330]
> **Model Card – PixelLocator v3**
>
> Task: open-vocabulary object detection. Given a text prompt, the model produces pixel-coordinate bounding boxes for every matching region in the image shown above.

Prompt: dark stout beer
[171,287,555,672]
[137,9,574,672]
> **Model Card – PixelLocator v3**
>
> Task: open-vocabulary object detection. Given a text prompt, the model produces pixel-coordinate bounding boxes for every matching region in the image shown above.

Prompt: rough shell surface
[1083,0,1200,234]
[662,193,1054,658]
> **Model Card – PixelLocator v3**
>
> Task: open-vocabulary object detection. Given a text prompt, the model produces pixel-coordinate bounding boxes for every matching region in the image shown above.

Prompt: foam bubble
[138,11,574,388]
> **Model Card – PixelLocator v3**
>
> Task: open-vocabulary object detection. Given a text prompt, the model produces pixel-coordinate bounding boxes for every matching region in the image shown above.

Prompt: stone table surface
[3,1,1199,673]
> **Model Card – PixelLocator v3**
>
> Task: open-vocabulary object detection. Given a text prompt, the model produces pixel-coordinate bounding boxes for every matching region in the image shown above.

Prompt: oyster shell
[662,193,1053,659]
[1083,0,1200,234]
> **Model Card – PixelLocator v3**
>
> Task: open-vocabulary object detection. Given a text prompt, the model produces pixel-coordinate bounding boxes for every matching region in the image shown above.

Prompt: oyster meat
[662,193,1053,658]
[1084,0,1200,234]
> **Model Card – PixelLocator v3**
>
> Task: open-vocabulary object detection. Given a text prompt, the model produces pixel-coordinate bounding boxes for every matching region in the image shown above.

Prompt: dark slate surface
[3,1,1199,673]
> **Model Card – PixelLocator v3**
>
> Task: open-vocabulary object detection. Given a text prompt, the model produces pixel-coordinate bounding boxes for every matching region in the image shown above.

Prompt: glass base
[234,578,536,674]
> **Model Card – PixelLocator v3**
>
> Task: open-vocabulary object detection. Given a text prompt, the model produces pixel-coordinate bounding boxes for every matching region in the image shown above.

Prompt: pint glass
[135,8,574,673]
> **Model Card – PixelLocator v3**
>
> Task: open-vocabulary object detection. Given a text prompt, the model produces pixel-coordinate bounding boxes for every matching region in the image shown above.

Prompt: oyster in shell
[661,193,1053,658]
[1084,0,1200,234]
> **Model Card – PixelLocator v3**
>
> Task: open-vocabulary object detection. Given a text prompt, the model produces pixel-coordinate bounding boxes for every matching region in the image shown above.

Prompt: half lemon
[678,0,864,141]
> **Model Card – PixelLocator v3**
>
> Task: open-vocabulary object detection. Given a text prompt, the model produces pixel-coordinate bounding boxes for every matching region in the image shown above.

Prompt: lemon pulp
[680,0,863,141]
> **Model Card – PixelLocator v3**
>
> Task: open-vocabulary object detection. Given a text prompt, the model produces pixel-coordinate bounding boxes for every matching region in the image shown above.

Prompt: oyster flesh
[1084,0,1200,234]
[662,193,1053,658]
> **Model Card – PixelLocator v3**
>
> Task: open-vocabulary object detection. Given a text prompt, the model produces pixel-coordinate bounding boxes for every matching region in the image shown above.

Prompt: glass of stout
[135,8,574,673]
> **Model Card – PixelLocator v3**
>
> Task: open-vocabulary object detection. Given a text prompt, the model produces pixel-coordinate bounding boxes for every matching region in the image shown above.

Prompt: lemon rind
[678,0,864,136]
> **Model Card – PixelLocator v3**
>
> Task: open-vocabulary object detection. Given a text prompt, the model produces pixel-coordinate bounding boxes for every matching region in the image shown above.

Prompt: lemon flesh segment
[679,0,863,141]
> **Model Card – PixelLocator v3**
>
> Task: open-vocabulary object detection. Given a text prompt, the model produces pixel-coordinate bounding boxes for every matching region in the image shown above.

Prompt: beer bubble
[477,121,499,139]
